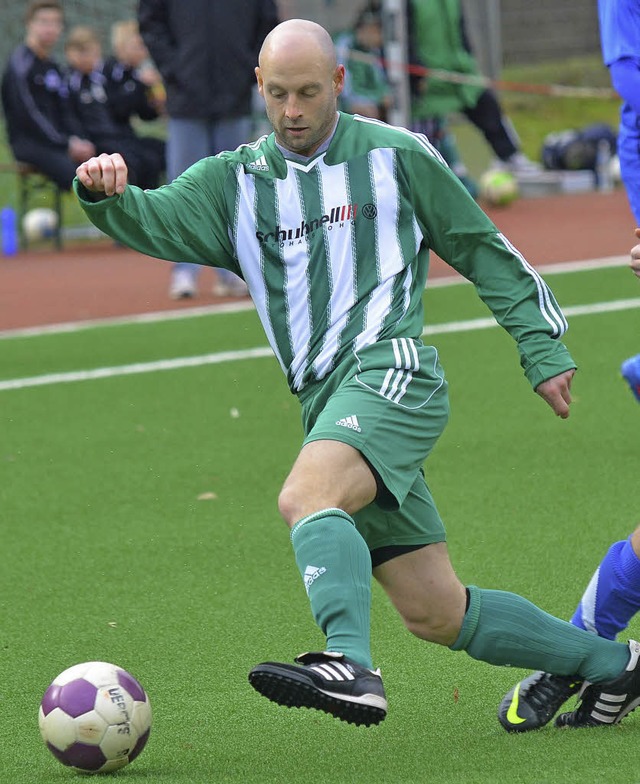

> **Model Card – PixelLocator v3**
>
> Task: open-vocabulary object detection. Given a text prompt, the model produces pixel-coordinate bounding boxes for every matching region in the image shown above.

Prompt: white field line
[0,298,256,340]
[0,255,628,341]
[426,254,629,288]
[1,297,638,393]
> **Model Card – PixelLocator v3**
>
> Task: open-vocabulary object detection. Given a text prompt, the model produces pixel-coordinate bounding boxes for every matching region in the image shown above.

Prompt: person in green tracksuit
[334,7,392,120]
[409,0,535,173]
[74,18,640,731]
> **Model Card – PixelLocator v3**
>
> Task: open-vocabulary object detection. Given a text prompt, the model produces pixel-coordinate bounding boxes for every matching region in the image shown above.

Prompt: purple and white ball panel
[39,661,151,773]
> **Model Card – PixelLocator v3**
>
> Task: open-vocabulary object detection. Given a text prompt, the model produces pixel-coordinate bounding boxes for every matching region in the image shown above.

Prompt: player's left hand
[535,369,575,419]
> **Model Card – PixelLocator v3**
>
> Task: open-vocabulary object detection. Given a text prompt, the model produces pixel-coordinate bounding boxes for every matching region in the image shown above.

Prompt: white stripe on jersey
[497,232,568,336]
[312,160,357,380]
[274,171,314,391]
[354,275,394,353]
[232,167,287,375]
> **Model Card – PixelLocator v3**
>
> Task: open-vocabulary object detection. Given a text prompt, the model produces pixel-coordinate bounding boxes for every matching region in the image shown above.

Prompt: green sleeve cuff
[72,177,118,208]
[520,339,577,390]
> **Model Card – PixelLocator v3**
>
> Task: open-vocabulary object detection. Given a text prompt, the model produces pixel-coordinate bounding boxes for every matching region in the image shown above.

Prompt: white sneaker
[213,278,249,298]
[504,152,542,174]
[169,269,197,299]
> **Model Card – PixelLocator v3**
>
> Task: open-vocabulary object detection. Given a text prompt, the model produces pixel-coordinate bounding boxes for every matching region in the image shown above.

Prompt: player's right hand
[631,228,640,279]
[76,153,128,197]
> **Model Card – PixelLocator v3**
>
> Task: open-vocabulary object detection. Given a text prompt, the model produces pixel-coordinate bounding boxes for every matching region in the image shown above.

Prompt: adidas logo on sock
[247,154,269,172]
[303,564,326,594]
[335,415,361,433]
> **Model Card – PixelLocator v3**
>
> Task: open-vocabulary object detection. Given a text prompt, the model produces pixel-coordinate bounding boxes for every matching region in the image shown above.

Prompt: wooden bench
[0,161,64,250]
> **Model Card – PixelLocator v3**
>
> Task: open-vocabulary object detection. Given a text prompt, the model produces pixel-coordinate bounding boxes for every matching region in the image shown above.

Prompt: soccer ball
[38,661,152,774]
[479,169,519,207]
[22,207,59,242]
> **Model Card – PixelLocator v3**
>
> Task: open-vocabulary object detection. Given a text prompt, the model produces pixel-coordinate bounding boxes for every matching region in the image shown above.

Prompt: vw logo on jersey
[362,203,377,220]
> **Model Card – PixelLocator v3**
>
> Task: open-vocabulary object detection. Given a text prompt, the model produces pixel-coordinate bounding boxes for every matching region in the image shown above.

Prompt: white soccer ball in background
[38,661,152,774]
[22,207,59,242]
[479,169,519,207]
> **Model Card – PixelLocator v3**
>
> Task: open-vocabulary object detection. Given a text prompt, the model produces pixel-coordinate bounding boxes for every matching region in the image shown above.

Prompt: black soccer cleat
[556,640,640,728]
[498,671,582,732]
[248,651,387,727]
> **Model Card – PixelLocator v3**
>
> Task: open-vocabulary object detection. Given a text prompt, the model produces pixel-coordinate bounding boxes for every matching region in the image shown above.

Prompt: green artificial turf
[1,267,639,783]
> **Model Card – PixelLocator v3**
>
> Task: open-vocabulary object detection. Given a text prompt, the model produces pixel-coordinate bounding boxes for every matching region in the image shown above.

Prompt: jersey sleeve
[404,148,576,389]
[74,157,239,273]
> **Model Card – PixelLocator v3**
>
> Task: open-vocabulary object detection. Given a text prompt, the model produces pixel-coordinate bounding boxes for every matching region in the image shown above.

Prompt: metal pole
[381,0,411,127]
[462,0,502,79]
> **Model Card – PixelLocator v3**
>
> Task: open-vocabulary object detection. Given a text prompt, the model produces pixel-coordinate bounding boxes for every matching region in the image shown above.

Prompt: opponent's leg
[500,527,640,731]
[571,530,640,638]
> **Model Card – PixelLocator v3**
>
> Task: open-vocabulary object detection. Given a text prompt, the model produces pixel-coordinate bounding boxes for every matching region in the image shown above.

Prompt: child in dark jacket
[101,21,166,138]
[64,25,164,190]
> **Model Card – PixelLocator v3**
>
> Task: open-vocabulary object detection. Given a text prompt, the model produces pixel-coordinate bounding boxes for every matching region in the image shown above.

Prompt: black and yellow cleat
[556,640,640,727]
[498,671,582,732]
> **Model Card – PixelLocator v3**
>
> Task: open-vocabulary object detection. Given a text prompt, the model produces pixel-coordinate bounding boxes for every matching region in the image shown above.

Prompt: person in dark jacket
[138,0,280,299]
[64,25,163,191]
[408,0,538,174]
[1,0,95,189]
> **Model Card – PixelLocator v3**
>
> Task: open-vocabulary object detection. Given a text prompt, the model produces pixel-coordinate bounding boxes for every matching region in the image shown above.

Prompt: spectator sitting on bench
[64,25,164,191]
[0,0,95,190]
[99,20,165,186]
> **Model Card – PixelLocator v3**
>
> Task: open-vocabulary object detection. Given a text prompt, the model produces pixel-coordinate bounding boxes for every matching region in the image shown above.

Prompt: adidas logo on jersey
[335,415,362,433]
[247,154,269,172]
[303,564,327,594]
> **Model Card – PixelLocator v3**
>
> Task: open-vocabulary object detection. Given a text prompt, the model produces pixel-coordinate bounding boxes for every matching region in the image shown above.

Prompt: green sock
[290,508,373,669]
[451,586,629,681]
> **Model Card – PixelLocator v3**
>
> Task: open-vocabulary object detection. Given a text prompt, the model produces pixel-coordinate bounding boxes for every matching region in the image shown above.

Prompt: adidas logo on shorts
[335,415,361,433]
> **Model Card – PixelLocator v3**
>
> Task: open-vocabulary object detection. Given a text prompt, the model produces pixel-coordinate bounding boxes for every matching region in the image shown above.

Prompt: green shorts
[300,338,449,551]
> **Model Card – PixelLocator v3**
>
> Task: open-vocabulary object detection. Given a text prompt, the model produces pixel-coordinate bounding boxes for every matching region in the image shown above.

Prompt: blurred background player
[64,25,163,191]
[100,19,165,183]
[1,0,95,190]
[138,0,280,300]
[334,5,392,120]
[407,0,538,176]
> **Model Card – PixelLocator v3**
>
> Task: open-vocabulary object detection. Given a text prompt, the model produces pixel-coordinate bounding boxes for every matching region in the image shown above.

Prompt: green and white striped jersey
[76,111,574,394]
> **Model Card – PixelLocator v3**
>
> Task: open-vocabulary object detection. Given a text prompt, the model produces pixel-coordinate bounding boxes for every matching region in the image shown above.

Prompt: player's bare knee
[277,483,307,528]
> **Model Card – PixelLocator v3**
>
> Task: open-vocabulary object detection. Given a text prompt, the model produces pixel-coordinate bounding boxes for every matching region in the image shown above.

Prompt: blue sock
[571,537,640,639]
[290,509,373,669]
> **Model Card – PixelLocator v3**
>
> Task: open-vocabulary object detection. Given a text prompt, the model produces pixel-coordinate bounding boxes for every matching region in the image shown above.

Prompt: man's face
[26,9,64,53]
[256,54,344,157]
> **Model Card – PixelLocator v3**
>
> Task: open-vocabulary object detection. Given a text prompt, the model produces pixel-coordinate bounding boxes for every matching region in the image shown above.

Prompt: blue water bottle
[1,206,19,256]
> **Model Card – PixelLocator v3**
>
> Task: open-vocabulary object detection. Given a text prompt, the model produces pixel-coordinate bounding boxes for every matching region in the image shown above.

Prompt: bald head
[259,19,337,71]
[255,19,344,157]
